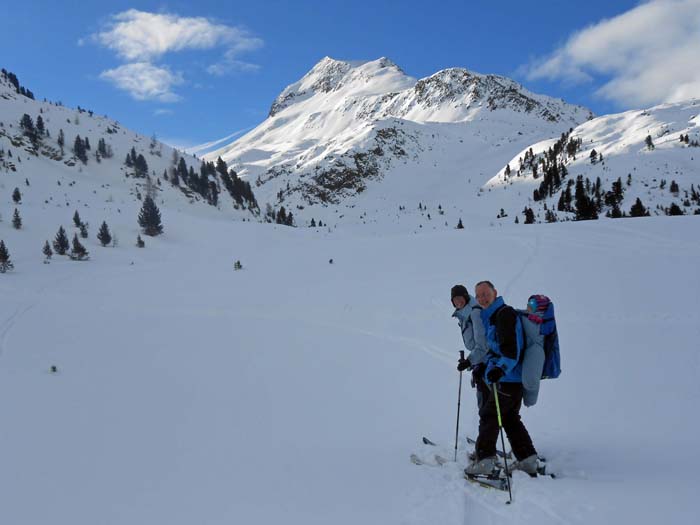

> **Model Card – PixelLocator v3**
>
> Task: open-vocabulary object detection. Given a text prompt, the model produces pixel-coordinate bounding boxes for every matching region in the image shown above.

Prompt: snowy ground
[1,214,699,524]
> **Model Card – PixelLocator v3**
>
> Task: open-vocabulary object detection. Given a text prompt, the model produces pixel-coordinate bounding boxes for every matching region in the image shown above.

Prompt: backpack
[521,295,561,379]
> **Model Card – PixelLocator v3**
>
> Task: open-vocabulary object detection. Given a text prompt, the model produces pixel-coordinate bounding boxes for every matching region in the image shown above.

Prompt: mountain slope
[1,68,258,251]
[205,57,592,228]
[485,99,700,221]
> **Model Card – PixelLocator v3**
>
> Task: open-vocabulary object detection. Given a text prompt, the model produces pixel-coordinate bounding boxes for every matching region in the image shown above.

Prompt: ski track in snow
[501,232,541,298]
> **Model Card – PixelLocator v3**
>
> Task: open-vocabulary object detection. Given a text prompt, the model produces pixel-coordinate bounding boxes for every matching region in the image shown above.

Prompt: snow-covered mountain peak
[269,56,413,117]
[206,56,594,223]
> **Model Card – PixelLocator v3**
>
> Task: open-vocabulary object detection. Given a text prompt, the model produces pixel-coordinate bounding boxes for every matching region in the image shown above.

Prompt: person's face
[475,284,497,308]
[452,295,467,310]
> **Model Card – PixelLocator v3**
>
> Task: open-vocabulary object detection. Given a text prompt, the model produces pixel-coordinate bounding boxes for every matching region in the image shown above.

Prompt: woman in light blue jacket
[451,285,488,408]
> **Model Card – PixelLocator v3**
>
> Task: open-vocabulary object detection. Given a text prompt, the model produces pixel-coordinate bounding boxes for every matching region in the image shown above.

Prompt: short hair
[475,280,495,291]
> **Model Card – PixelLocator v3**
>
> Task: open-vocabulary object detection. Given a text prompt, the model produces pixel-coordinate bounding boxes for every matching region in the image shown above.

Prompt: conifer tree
[136,234,145,248]
[20,113,35,135]
[12,187,21,203]
[134,154,148,177]
[53,226,70,255]
[12,208,21,229]
[545,210,558,223]
[0,240,13,273]
[70,234,89,260]
[79,222,88,239]
[138,196,163,236]
[97,221,112,246]
[524,207,535,224]
[73,210,82,228]
[609,202,622,218]
[58,129,65,153]
[629,198,649,217]
[73,135,87,164]
[670,180,679,195]
[36,115,45,136]
[645,135,655,150]
[43,240,53,260]
[456,218,464,229]
[574,176,598,220]
[557,191,567,212]
[667,203,684,216]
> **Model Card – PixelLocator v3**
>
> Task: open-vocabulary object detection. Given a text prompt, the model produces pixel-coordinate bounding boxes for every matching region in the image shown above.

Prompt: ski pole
[454,351,464,462]
[493,383,513,504]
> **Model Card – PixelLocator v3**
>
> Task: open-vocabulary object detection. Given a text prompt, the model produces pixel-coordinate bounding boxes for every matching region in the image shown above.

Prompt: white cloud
[154,108,174,116]
[207,59,261,76]
[93,9,263,64]
[523,0,700,107]
[100,63,183,102]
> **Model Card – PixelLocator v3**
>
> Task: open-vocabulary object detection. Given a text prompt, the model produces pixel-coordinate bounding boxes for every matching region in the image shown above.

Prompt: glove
[486,367,505,383]
[457,357,472,372]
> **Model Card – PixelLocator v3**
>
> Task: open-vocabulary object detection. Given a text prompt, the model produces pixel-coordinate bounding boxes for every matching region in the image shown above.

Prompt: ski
[466,436,512,459]
[410,453,447,467]
[464,471,508,491]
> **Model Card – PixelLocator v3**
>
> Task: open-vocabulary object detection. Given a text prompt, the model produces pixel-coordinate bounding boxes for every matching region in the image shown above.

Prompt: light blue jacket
[452,297,487,365]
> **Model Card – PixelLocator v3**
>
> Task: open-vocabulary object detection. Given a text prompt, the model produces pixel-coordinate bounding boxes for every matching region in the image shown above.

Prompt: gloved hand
[486,367,505,383]
[457,357,472,372]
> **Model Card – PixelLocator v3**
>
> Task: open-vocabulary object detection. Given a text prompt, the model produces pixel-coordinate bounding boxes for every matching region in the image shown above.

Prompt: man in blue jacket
[465,280,539,476]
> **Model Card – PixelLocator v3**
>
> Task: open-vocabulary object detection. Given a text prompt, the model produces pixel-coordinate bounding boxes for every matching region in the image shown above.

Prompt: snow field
[1,214,698,524]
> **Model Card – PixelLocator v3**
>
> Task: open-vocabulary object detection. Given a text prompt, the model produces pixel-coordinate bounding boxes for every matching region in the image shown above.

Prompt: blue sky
[2,1,698,148]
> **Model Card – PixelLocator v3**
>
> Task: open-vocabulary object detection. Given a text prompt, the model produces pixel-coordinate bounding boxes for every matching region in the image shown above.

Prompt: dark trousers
[475,382,537,461]
[472,365,490,411]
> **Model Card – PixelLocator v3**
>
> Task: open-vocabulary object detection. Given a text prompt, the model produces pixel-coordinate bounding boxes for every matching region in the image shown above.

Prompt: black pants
[475,382,537,461]
[472,365,490,411]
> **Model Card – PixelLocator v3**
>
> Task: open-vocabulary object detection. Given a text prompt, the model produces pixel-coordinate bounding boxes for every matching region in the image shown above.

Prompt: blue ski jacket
[480,297,524,384]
